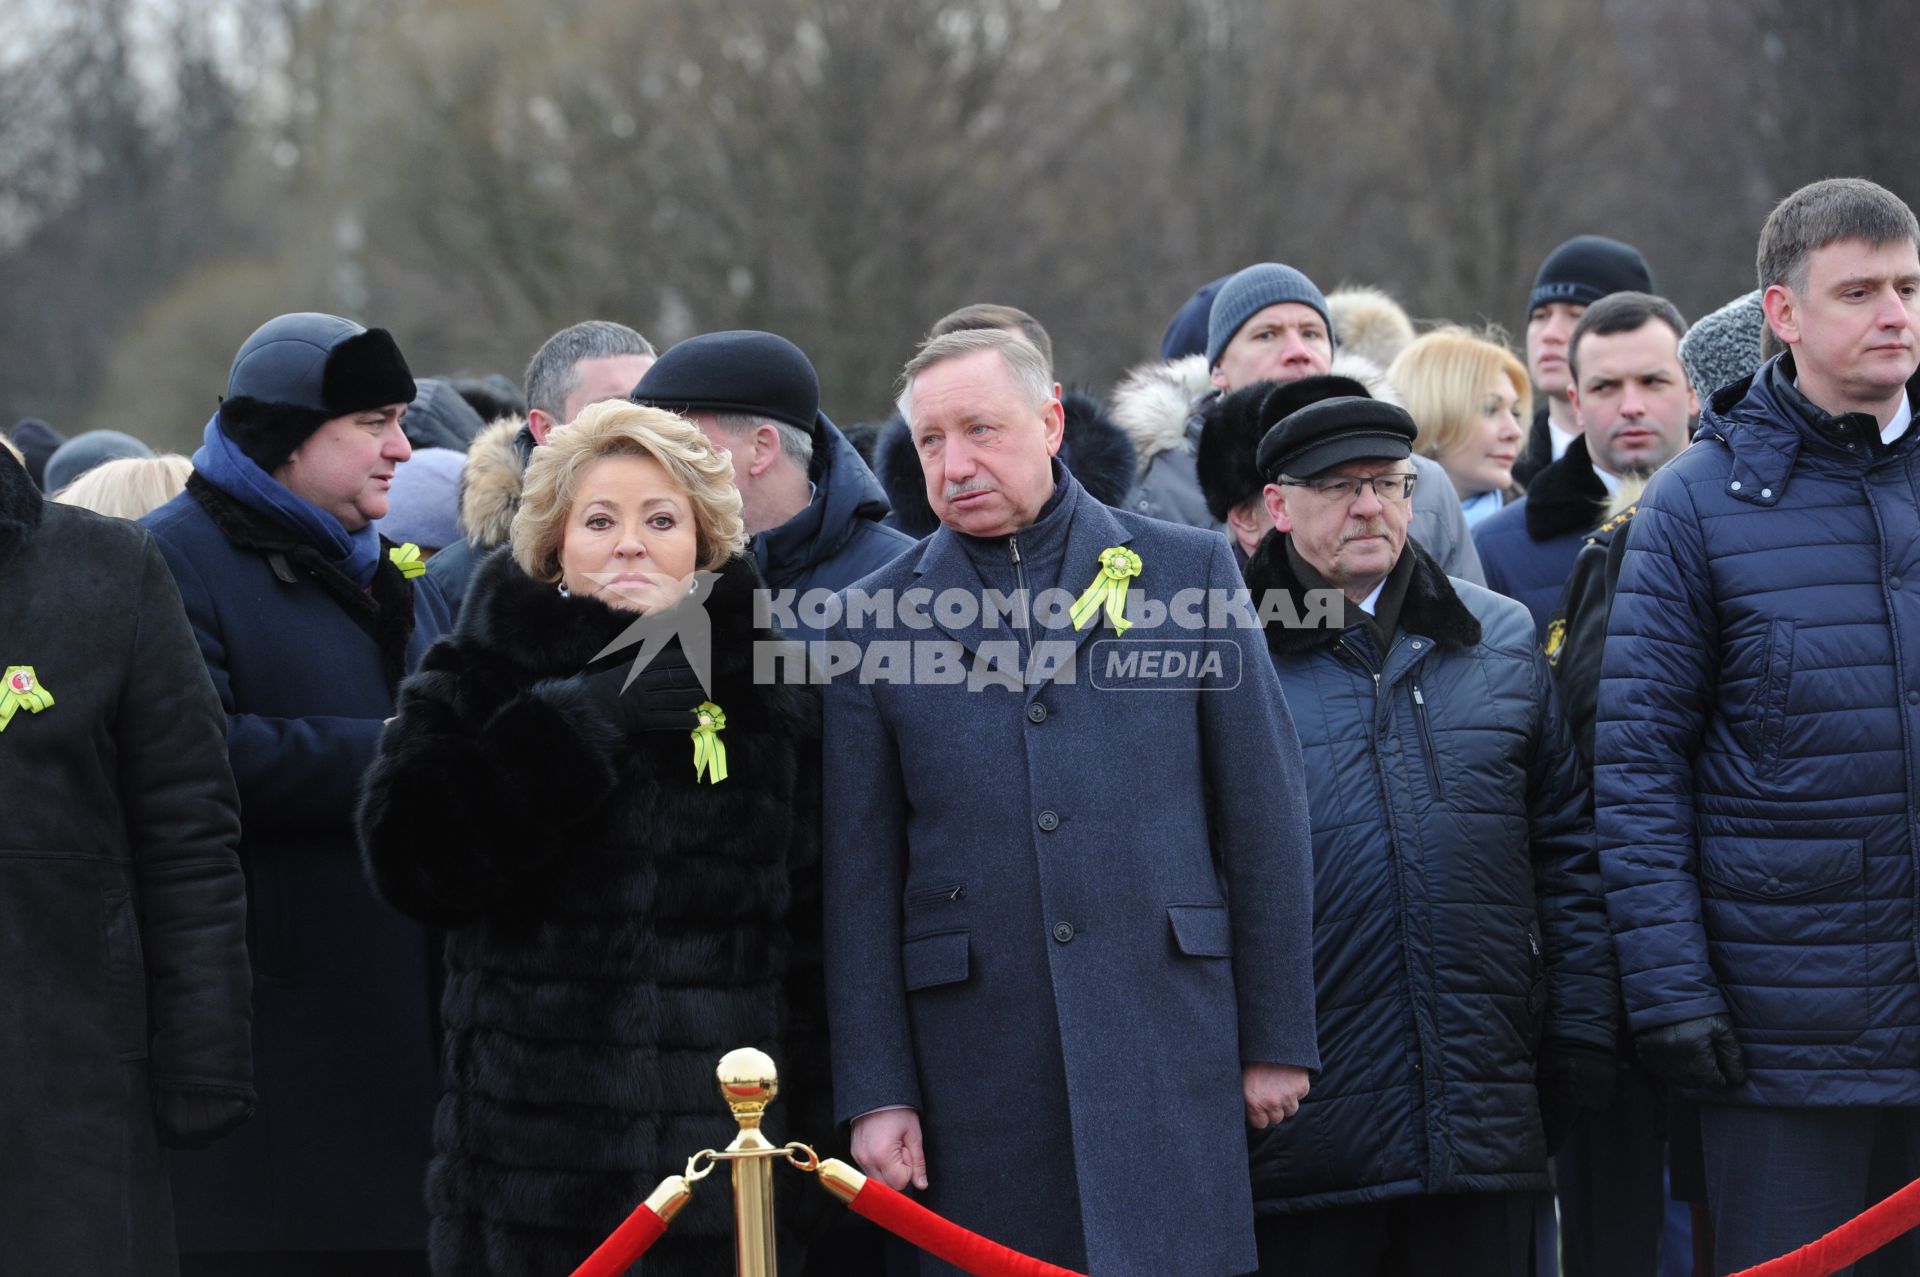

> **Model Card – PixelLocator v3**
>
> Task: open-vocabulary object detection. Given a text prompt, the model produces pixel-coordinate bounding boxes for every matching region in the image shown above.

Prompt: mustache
[1339,520,1389,544]
[943,479,994,500]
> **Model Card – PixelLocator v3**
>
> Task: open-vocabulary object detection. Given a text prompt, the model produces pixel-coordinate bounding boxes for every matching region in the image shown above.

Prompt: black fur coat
[358,548,827,1276]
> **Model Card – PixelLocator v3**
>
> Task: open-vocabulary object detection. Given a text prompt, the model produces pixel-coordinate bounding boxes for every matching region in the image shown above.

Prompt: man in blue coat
[632,329,913,640]
[1475,292,1695,637]
[821,328,1318,1276]
[1597,177,1920,1272]
[144,312,450,1275]
[1230,396,1615,1276]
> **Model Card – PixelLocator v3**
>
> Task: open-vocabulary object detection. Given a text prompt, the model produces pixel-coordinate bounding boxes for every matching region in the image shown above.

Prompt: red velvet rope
[845,1176,1088,1277]
[1729,1176,1920,1277]
[568,1202,667,1277]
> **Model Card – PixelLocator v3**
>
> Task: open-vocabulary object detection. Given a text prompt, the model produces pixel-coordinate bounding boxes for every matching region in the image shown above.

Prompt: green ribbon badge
[691,701,729,785]
[0,666,54,732]
[389,543,427,579]
[1069,546,1143,635]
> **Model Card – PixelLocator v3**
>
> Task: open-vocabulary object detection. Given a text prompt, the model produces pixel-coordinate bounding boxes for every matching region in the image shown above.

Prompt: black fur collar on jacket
[0,449,42,575]
[1523,433,1611,542]
[186,472,418,694]
[1243,532,1482,656]
[872,389,1138,538]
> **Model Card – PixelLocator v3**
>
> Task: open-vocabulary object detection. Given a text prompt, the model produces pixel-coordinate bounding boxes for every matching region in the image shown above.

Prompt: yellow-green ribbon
[1069,546,1142,635]
[388,543,427,579]
[691,701,729,784]
[0,665,54,732]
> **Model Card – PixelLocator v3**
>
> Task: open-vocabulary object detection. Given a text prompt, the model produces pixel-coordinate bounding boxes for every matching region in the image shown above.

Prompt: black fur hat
[221,312,416,471]
[1196,374,1372,521]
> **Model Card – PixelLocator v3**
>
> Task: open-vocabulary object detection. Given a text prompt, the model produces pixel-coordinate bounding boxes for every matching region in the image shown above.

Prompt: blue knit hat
[1206,264,1332,369]
[44,429,155,494]
[373,447,467,551]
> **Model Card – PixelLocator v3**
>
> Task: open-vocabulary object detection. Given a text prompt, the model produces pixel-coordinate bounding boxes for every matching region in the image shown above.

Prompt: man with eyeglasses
[1237,395,1617,1277]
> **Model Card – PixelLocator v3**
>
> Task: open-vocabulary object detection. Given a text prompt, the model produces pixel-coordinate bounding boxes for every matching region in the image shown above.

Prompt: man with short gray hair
[424,320,656,614]
[1598,175,1920,1270]
[823,327,1317,1275]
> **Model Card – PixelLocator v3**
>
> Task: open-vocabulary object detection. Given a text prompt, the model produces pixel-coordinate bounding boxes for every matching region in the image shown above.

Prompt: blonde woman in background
[54,454,193,520]
[1388,327,1531,527]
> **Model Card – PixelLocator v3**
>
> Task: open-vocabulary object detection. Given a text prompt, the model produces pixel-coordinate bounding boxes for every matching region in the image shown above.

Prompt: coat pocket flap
[1699,836,1863,901]
[1168,903,1232,957]
[902,930,970,991]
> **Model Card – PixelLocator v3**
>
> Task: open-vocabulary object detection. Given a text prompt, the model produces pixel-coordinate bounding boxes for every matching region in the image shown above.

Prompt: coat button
[1037,810,1060,831]
[1730,481,1743,492]
[1761,488,1773,498]
[1766,876,1782,894]
[1909,692,1920,706]
[1027,703,1048,723]
[1895,578,1905,591]
[1053,922,1075,943]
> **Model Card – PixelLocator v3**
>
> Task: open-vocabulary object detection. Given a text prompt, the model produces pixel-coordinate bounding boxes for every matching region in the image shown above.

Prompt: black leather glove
[1636,1013,1746,1091]
[1537,1042,1618,1155]
[578,636,704,732]
[153,1083,255,1150]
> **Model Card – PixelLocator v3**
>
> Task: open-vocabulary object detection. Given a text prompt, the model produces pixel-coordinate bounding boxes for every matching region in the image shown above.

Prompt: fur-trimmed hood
[0,446,43,574]
[1108,354,1214,474]
[1108,351,1396,478]
[1242,532,1482,657]
[872,389,1138,539]
[457,416,536,550]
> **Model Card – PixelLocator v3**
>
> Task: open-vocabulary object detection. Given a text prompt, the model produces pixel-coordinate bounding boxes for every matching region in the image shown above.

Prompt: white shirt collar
[1357,579,1386,616]
[1548,418,1577,461]
[1591,462,1623,497]
[1883,390,1913,446]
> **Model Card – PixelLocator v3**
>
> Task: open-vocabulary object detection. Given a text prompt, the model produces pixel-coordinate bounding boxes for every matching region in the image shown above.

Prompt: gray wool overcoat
[822,473,1317,1277]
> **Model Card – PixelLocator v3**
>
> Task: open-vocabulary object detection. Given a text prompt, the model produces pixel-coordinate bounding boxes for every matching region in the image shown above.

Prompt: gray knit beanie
[1677,289,1767,401]
[1206,264,1332,369]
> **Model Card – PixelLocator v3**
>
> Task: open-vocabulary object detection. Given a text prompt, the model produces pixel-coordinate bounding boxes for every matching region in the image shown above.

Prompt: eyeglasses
[1278,473,1419,503]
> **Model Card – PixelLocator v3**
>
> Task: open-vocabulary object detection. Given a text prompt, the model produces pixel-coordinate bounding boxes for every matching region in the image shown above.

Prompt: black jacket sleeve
[357,636,624,927]
[119,540,255,1146]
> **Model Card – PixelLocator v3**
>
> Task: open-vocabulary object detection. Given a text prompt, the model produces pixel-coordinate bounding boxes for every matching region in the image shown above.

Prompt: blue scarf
[192,413,383,588]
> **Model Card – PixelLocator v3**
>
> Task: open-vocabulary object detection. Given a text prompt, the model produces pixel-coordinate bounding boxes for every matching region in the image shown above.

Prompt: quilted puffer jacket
[1242,535,1615,1212]
[1596,354,1920,1106]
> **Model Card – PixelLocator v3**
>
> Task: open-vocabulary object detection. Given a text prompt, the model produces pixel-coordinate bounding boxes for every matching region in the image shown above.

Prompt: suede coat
[822,472,1318,1277]
[141,475,450,1252]
[358,548,828,1277]
[1240,535,1615,1213]
[0,452,252,1275]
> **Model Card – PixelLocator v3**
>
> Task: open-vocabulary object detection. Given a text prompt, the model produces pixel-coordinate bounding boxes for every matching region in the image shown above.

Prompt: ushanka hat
[1197,374,1373,520]
[220,312,417,471]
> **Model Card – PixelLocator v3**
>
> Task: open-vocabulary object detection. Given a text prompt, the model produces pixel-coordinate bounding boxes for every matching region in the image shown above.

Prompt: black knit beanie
[1528,236,1655,317]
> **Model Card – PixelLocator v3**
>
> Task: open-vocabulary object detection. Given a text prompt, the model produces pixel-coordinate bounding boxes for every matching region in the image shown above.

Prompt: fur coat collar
[1242,531,1482,657]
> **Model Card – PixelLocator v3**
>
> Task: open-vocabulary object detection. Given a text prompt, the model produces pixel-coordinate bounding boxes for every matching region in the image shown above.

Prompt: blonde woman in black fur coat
[358,402,827,1276]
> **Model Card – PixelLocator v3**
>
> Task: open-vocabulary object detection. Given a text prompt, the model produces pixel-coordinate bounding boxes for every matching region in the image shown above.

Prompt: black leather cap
[1255,395,1417,481]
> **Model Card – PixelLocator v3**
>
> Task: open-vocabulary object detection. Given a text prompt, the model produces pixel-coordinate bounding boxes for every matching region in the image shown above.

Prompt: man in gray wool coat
[821,326,1318,1276]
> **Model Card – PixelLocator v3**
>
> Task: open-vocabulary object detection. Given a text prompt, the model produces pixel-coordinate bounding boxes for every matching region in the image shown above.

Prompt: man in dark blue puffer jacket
[1235,394,1617,1277]
[1597,177,1920,1274]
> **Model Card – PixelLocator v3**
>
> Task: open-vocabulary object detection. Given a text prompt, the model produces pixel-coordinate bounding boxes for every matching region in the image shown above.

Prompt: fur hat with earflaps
[220,312,417,472]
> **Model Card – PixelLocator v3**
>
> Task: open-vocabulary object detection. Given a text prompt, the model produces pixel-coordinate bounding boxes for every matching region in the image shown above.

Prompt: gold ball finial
[717,1048,780,1126]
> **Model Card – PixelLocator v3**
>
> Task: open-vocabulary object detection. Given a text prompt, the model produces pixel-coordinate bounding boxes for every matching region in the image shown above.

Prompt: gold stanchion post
[717,1047,780,1277]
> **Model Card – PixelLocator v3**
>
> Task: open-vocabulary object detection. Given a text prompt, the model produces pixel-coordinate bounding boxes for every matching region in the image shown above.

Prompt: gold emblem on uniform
[1544,618,1567,665]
